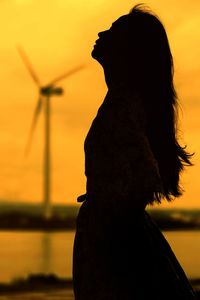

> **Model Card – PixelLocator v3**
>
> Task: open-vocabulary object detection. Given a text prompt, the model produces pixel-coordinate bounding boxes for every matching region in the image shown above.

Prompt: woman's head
[92,15,131,68]
[92,4,173,90]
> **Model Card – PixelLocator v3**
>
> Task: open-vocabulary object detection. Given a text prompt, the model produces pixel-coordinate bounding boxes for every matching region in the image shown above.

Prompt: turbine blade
[17,45,41,87]
[25,97,43,156]
[48,65,85,85]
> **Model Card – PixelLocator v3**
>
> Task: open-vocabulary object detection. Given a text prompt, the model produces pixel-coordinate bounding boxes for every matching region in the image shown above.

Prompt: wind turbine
[17,46,84,219]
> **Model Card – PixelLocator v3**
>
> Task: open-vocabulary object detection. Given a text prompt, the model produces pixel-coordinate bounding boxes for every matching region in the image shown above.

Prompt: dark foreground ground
[0,288,200,300]
[0,289,74,299]
[0,275,200,300]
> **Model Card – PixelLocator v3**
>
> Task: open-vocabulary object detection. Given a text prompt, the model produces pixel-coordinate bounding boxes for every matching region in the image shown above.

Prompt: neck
[104,71,128,90]
[103,65,137,92]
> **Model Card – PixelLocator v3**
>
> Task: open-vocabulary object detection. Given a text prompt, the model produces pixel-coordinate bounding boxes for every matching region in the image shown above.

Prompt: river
[0,230,199,283]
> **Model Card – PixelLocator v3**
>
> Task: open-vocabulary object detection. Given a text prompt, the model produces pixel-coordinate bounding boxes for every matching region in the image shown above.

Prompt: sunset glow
[0,0,199,208]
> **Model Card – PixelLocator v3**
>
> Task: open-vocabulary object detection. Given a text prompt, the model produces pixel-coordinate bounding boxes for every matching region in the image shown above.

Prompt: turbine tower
[17,46,84,219]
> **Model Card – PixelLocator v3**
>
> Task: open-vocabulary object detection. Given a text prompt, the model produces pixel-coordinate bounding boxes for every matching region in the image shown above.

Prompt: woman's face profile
[91,15,130,66]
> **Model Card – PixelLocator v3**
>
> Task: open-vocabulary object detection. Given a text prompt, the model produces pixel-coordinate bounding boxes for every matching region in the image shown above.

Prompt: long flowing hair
[129,4,193,202]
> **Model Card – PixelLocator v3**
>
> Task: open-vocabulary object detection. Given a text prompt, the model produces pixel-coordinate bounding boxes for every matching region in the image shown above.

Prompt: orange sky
[0,0,199,208]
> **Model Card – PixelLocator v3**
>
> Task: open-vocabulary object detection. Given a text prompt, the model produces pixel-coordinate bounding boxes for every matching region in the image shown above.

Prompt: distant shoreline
[0,274,72,295]
[1,203,200,231]
[0,214,200,232]
[1,225,200,231]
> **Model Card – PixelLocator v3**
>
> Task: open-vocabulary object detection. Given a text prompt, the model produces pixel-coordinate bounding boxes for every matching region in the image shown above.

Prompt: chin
[91,45,98,59]
[91,46,103,65]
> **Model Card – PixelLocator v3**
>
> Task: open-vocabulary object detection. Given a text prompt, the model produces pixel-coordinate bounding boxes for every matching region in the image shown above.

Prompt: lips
[95,39,100,44]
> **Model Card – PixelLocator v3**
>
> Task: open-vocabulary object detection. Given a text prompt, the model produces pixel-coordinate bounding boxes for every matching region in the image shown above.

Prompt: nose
[98,30,109,38]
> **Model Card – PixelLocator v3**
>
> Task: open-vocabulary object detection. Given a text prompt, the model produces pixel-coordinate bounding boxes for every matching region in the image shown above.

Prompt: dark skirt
[73,200,196,300]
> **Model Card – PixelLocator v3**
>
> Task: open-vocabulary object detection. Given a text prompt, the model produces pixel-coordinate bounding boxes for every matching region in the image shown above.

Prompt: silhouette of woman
[73,4,196,300]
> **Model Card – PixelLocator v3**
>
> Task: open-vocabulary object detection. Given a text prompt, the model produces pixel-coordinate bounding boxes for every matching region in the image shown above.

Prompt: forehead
[111,15,130,28]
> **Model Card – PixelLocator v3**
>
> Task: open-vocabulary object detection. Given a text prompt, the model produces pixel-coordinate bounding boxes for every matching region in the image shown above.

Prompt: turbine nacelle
[40,86,64,96]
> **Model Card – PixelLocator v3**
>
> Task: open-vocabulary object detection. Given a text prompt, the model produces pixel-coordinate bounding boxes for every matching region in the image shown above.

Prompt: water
[0,231,74,283]
[0,230,199,283]
[164,231,200,279]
